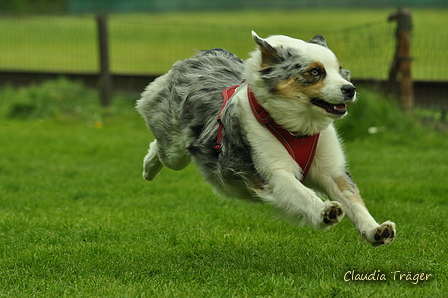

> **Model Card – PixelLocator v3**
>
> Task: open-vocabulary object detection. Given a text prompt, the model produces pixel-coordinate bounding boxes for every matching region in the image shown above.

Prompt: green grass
[0,80,447,296]
[1,9,448,79]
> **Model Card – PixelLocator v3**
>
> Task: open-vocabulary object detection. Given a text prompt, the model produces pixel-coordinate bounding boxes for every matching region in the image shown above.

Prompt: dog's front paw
[323,201,344,227]
[362,221,396,246]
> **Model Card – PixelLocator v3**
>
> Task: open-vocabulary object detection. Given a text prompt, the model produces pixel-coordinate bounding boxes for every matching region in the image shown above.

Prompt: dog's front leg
[323,173,396,246]
[255,171,345,230]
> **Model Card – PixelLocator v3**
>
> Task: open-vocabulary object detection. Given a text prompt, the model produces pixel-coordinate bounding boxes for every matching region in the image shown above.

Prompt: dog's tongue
[334,103,347,111]
[326,103,347,115]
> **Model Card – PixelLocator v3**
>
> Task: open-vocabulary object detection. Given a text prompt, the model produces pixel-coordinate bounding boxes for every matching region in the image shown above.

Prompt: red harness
[216,84,320,181]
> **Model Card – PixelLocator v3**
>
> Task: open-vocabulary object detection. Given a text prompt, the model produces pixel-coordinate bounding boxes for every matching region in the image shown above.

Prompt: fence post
[386,8,414,114]
[97,14,112,107]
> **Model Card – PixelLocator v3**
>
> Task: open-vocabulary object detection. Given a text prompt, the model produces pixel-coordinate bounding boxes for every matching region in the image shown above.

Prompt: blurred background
[1,0,448,113]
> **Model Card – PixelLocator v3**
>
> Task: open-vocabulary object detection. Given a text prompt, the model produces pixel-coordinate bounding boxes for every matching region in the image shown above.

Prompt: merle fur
[143,48,261,199]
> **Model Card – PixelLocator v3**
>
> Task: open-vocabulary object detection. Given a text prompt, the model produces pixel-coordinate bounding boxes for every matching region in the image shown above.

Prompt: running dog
[136,31,396,246]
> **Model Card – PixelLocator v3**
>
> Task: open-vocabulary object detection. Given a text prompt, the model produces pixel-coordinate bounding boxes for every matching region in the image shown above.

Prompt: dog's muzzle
[310,84,356,117]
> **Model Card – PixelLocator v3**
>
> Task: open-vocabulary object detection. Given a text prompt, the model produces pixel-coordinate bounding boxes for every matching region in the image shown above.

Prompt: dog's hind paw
[323,201,344,227]
[142,141,164,181]
[363,221,396,246]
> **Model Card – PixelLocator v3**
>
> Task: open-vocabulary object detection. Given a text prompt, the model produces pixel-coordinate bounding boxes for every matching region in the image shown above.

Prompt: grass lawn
[1,8,448,80]
[0,81,447,296]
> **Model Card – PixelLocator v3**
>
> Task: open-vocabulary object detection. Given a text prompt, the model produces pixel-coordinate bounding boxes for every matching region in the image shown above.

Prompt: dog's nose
[341,84,356,100]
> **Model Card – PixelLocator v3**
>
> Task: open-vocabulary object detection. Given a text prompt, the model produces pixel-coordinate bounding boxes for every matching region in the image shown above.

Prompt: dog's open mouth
[311,99,347,116]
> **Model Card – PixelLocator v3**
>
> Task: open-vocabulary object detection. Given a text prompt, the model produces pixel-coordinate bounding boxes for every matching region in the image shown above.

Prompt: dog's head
[246,31,356,133]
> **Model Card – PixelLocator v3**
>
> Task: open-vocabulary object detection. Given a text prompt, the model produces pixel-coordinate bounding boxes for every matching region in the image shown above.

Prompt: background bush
[0,78,136,123]
[335,88,421,141]
[0,78,422,142]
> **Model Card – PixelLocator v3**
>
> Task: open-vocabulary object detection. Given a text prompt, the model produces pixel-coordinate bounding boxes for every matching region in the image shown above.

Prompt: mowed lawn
[0,88,447,296]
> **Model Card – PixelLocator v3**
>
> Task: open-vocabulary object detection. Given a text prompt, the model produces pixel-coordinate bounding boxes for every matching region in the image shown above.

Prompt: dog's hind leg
[142,138,191,180]
[143,140,164,181]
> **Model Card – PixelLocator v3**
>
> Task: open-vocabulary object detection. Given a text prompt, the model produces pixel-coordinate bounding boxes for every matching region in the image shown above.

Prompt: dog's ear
[341,69,351,81]
[309,35,328,48]
[252,31,280,67]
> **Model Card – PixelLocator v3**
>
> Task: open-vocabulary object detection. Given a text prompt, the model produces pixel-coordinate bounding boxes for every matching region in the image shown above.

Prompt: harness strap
[216,84,320,181]
[215,85,239,151]
[247,86,320,180]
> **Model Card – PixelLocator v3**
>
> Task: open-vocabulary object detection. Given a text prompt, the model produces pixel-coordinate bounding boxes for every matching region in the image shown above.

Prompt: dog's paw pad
[371,221,396,246]
[323,202,344,225]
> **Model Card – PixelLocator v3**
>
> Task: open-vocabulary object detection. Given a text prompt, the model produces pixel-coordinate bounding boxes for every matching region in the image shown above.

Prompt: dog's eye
[310,69,320,76]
